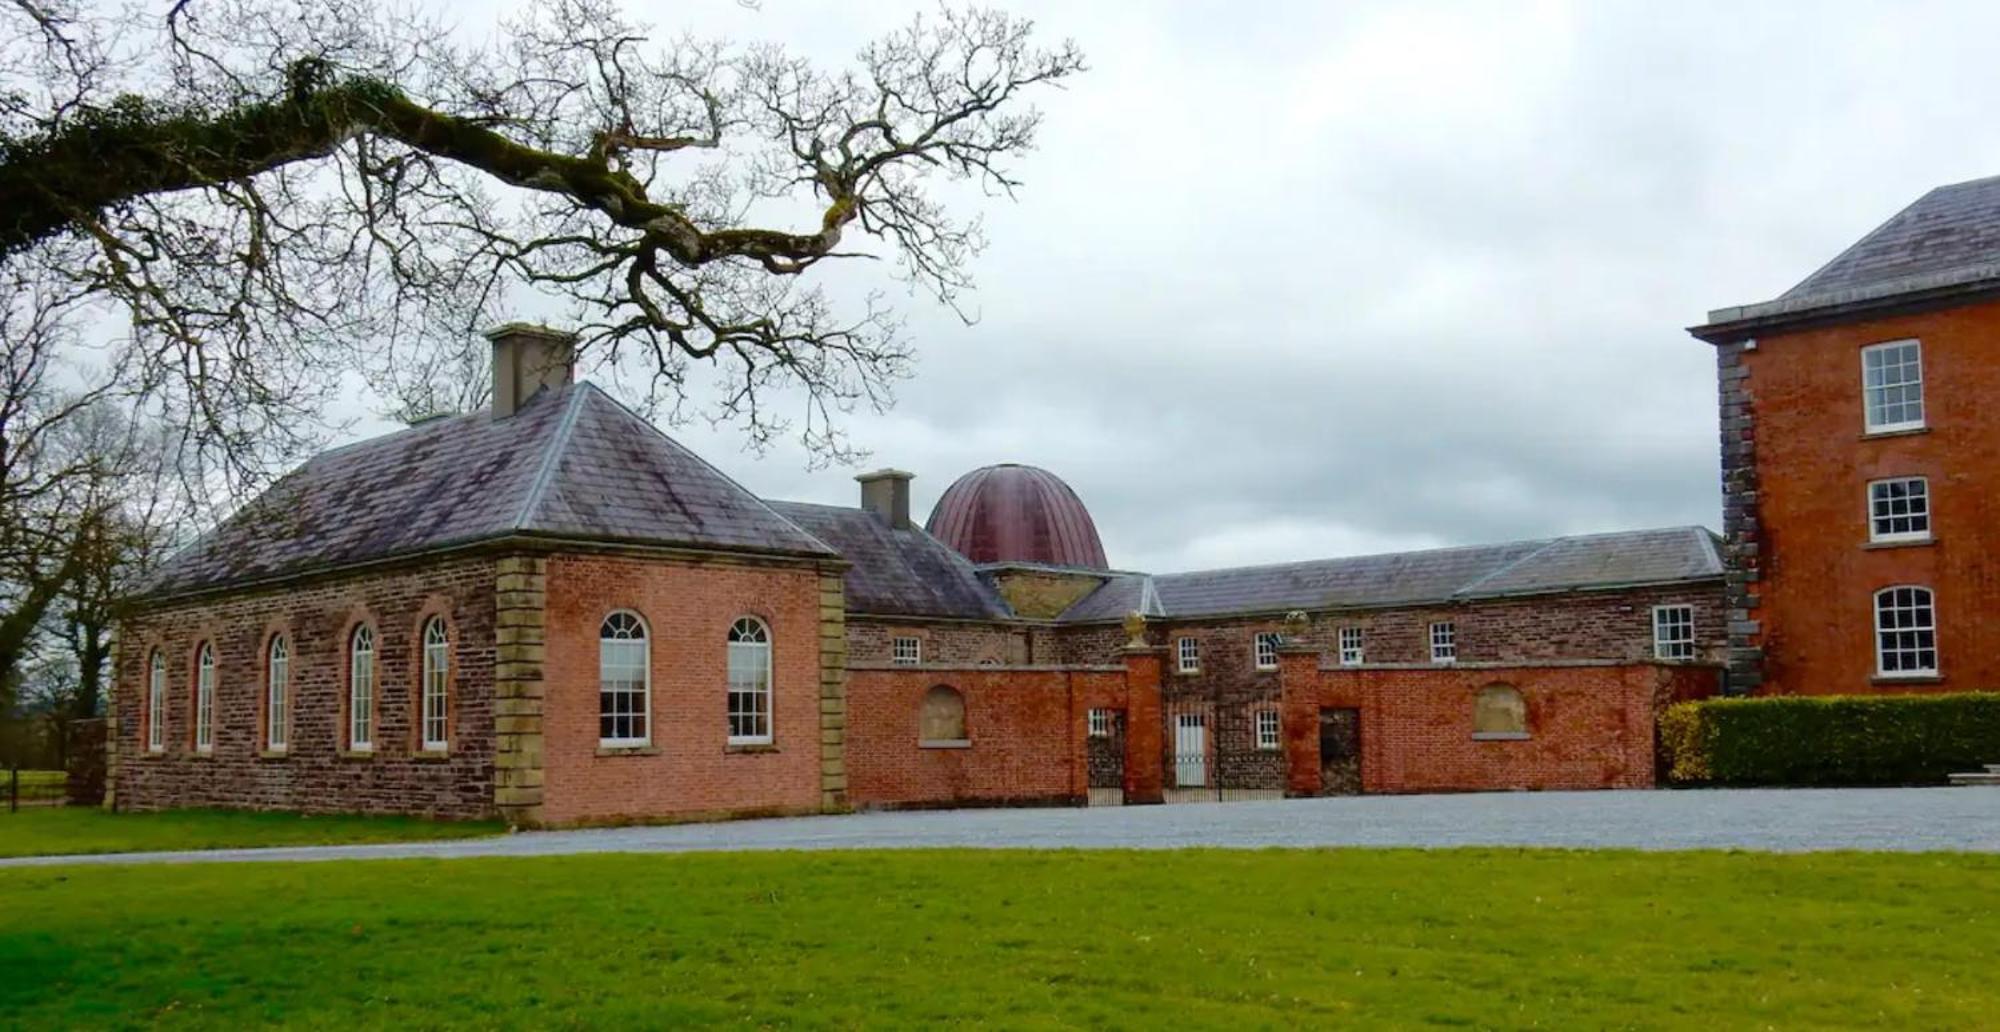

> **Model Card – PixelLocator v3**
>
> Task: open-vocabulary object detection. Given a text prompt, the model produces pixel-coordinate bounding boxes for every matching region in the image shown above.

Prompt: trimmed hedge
[1660,692,2000,787]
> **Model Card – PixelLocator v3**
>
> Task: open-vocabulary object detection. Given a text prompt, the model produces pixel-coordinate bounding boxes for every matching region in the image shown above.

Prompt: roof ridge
[577,385,839,557]
[510,385,591,532]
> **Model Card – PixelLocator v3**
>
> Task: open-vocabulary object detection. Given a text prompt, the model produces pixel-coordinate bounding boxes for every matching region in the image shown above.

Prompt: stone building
[111,325,1725,825]
[1692,173,2000,696]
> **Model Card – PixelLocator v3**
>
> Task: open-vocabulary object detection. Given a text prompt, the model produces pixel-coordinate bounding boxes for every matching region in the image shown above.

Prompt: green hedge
[1660,693,2000,787]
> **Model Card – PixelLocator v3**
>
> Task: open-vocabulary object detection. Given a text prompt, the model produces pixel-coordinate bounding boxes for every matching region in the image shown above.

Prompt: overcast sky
[363,0,2000,573]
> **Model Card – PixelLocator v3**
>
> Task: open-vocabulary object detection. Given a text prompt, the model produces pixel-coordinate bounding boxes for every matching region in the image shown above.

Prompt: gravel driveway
[6,787,1998,867]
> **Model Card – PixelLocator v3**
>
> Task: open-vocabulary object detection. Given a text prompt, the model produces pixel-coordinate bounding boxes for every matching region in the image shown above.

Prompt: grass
[0,807,503,859]
[9,769,64,789]
[3,849,1997,1028]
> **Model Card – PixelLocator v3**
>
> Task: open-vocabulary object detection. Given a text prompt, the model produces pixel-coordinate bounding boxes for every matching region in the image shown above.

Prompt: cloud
[351,0,2000,573]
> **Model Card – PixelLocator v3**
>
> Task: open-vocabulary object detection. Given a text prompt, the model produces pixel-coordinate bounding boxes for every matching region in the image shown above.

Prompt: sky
[359,0,2000,574]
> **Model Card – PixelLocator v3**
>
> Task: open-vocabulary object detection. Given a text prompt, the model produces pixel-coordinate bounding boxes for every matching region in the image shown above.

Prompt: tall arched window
[147,651,167,753]
[600,611,649,746]
[1472,683,1528,740]
[266,635,290,751]
[920,685,968,745]
[1874,586,1938,677]
[727,618,773,745]
[421,618,451,752]
[193,642,216,753]
[348,624,376,751]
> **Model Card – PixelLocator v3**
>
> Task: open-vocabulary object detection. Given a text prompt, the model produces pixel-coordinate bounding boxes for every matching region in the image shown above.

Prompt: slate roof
[1058,526,1721,623]
[1782,174,2000,302]
[143,383,835,597]
[1694,174,2000,339]
[767,502,1010,620]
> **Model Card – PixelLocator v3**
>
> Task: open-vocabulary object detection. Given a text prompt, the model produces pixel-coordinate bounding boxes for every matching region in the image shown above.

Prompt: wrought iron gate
[1163,694,1284,803]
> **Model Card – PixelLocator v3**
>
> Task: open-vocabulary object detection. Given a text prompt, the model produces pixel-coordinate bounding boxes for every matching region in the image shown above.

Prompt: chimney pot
[486,323,578,417]
[856,468,914,530]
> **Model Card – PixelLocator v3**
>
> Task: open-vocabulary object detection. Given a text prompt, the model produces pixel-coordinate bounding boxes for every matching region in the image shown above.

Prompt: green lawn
[0,807,502,858]
[3,849,1996,1028]
[10,769,64,789]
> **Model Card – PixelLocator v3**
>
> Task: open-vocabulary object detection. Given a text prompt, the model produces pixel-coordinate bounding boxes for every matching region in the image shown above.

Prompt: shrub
[1660,692,2000,787]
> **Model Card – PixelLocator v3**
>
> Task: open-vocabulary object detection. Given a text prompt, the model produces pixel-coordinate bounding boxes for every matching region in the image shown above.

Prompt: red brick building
[1692,174,2000,696]
[111,326,1725,825]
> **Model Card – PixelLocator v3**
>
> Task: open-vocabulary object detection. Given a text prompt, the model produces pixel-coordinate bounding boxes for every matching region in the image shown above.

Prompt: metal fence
[1162,696,1285,803]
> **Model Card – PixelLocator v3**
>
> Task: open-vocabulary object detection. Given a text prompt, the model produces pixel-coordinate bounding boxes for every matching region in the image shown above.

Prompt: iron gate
[1162,694,1284,803]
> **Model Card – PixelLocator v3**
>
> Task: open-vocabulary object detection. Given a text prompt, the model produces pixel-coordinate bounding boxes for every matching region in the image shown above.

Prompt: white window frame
[727,617,774,746]
[420,618,450,752]
[1087,708,1112,738]
[266,635,289,752]
[1867,476,1932,544]
[147,651,167,753]
[1861,339,1925,434]
[599,610,651,747]
[1177,636,1200,674]
[1429,621,1457,665]
[348,625,375,752]
[1252,632,1280,672]
[891,636,922,666]
[193,642,215,754]
[1873,586,1939,678]
[1652,605,1696,662]
[1255,709,1281,751]
[1338,626,1364,666]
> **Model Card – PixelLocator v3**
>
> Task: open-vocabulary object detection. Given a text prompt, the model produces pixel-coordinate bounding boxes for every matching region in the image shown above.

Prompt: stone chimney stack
[487,323,578,418]
[856,469,915,530]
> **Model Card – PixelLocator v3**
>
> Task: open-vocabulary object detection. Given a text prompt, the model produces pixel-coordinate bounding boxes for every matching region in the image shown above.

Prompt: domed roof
[926,464,1108,569]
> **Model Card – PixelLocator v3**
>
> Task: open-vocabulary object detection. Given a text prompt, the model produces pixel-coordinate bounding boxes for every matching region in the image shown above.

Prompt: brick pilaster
[817,566,850,811]
[102,627,120,811]
[1277,643,1320,797]
[493,555,547,826]
[1120,646,1165,805]
[1716,341,1763,693]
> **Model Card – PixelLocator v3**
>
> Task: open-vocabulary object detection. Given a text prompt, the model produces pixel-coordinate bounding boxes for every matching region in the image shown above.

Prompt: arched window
[266,635,290,751]
[348,624,376,751]
[600,611,649,746]
[421,618,451,752]
[193,642,216,754]
[1874,586,1938,677]
[726,617,772,745]
[147,651,167,753]
[1472,683,1528,740]
[920,685,967,745]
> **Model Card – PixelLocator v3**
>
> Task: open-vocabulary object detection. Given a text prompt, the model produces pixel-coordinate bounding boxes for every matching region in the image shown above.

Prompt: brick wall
[1282,661,1721,794]
[1729,297,2000,696]
[844,665,1124,808]
[537,553,827,824]
[112,556,499,818]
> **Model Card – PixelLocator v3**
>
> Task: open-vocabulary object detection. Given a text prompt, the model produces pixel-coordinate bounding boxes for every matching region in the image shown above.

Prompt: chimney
[856,468,914,530]
[486,323,578,418]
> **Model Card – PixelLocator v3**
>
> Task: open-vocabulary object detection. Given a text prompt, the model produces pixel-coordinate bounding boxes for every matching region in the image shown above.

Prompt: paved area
[5,787,1997,867]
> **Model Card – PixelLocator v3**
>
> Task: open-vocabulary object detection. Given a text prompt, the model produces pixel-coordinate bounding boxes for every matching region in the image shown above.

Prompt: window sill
[257,749,289,761]
[340,749,376,761]
[725,742,779,754]
[1864,536,1934,550]
[1175,669,1202,677]
[596,744,660,757]
[411,750,451,763]
[1253,666,1279,674]
[1871,674,1942,686]
[1860,426,1929,441]
[1472,732,1531,741]
[189,750,215,761]
[919,739,971,750]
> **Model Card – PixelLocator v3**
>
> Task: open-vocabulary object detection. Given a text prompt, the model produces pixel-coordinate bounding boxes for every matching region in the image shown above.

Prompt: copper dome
[925,464,1108,569]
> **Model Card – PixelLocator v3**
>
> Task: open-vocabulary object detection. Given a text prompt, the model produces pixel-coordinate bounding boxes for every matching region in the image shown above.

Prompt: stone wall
[846,617,1030,666]
[112,555,499,818]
